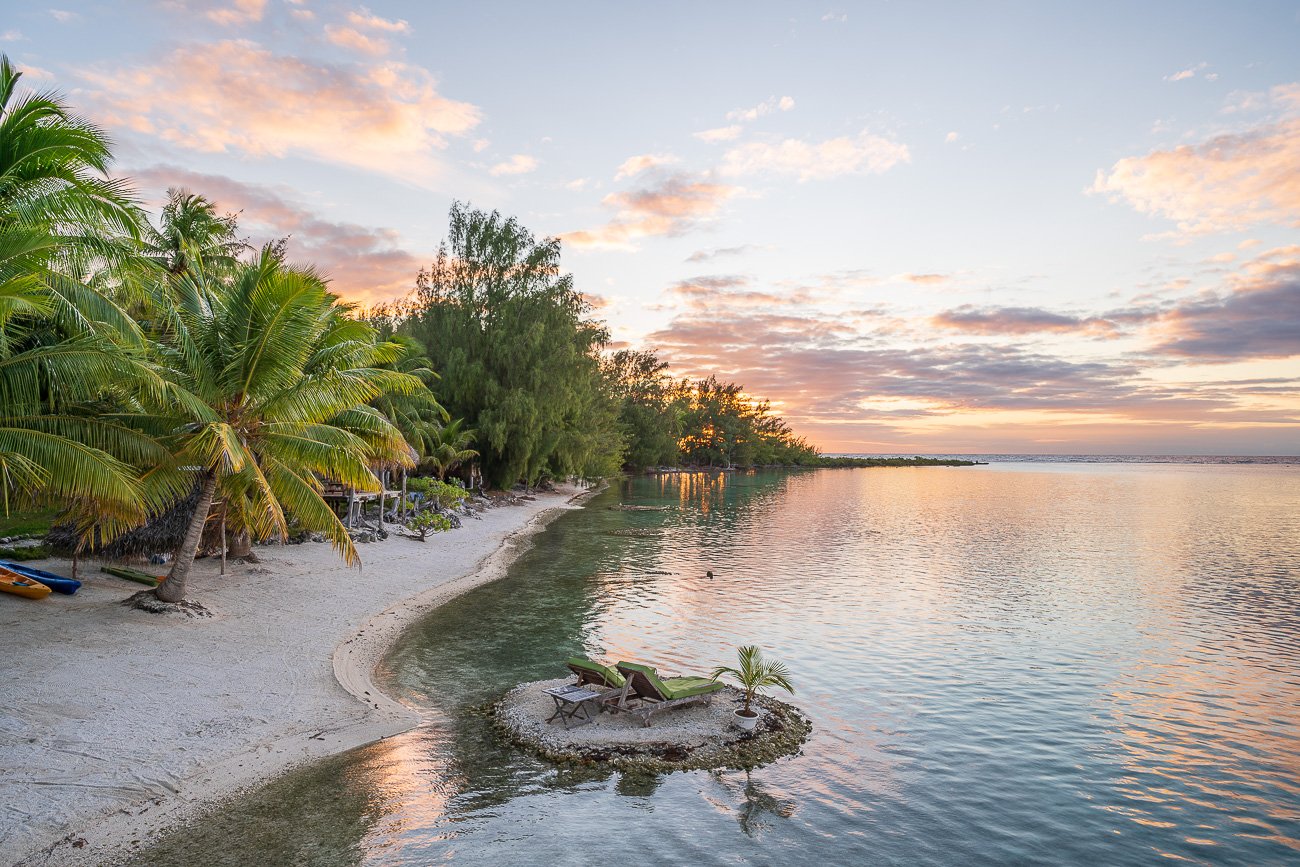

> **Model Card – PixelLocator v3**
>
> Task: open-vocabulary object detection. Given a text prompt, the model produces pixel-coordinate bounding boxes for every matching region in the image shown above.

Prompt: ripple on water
[128,465,1300,867]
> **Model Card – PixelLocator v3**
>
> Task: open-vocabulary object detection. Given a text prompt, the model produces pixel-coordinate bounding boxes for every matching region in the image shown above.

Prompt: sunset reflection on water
[131,463,1300,867]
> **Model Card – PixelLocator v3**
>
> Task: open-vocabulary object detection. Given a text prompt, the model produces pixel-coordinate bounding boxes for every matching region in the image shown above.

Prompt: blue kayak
[0,561,81,595]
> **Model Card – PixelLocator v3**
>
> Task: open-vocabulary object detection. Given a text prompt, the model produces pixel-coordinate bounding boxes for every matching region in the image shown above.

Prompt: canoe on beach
[0,561,81,594]
[0,566,53,599]
[100,565,164,586]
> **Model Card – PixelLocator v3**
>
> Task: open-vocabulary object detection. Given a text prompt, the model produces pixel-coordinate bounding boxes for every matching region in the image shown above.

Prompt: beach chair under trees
[613,661,724,727]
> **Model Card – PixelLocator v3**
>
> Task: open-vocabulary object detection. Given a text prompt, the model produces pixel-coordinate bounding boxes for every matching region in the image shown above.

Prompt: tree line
[367,203,824,488]
[0,56,828,603]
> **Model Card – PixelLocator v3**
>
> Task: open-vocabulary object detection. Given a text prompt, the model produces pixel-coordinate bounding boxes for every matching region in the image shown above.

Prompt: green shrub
[0,545,52,561]
[407,510,453,541]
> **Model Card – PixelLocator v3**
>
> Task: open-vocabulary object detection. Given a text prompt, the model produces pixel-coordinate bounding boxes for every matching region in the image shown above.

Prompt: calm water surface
[133,464,1300,865]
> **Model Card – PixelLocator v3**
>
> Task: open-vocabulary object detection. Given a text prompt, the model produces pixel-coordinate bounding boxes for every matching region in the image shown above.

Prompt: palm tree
[367,333,447,455]
[711,645,795,717]
[422,417,478,481]
[0,55,144,334]
[141,189,244,279]
[0,55,160,525]
[134,246,426,602]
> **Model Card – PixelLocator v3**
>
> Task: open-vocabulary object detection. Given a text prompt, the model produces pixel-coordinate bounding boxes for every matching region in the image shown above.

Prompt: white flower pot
[734,709,759,731]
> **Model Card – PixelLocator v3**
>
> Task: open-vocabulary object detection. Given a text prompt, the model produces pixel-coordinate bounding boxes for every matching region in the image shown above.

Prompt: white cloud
[489,154,539,176]
[944,131,960,144]
[726,95,796,123]
[721,130,911,181]
[694,125,743,143]
[1,30,25,41]
[1165,62,1208,82]
[49,9,81,23]
[614,153,678,179]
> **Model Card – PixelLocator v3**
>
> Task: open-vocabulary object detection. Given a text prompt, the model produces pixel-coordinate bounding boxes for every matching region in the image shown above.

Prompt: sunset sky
[6,1,1298,454]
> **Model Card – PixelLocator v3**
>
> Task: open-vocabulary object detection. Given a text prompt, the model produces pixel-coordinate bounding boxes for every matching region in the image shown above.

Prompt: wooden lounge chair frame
[612,662,721,727]
[565,657,631,713]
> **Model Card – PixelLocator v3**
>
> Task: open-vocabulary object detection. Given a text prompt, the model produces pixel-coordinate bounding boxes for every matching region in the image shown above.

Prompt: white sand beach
[0,485,588,867]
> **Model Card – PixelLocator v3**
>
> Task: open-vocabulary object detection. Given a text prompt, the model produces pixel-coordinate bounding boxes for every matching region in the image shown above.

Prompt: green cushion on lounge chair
[617,662,722,700]
[567,656,625,687]
[661,676,723,700]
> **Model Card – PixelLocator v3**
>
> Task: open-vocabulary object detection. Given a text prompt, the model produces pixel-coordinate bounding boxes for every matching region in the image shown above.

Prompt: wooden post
[377,470,386,530]
[347,489,355,529]
[219,505,226,576]
[400,469,408,519]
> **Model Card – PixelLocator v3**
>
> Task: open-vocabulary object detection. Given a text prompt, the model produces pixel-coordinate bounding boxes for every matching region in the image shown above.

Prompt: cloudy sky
[6,1,1299,454]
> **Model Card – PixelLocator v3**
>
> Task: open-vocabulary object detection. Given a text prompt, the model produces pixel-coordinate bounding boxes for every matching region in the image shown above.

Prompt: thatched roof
[47,484,202,559]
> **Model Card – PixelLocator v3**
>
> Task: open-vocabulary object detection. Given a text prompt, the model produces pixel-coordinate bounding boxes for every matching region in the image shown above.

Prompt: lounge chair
[566,656,626,690]
[613,661,724,727]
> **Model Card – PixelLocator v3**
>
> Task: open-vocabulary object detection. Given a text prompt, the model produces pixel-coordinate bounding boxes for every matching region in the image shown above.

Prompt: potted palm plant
[711,645,794,732]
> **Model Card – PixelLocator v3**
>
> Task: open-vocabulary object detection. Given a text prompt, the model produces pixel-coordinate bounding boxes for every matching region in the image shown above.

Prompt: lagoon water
[133,463,1300,866]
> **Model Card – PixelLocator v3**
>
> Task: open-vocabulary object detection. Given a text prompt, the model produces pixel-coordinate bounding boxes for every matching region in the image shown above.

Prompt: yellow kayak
[0,565,53,599]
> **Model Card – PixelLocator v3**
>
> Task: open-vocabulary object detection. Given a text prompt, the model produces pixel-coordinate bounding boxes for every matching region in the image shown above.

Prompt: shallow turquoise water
[133,465,1300,865]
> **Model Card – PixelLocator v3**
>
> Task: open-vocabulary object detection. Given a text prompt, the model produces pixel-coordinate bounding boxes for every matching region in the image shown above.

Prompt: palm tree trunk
[229,529,254,560]
[157,471,217,603]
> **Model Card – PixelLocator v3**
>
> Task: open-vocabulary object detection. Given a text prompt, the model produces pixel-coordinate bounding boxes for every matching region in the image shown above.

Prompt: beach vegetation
[420,417,479,481]
[0,544,51,561]
[407,509,453,540]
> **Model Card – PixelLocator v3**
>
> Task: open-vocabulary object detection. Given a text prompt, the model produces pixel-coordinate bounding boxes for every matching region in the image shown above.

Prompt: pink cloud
[79,40,481,187]
[205,0,266,26]
[347,8,410,33]
[561,173,737,250]
[324,25,393,56]
[489,154,539,176]
[932,306,1121,337]
[1092,83,1300,233]
[664,275,817,311]
[132,166,420,304]
[614,153,678,180]
[694,125,742,143]
[1150,246,1300,360]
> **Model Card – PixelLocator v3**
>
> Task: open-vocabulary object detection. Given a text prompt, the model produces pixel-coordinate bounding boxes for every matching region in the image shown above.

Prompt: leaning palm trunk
[156,471,217,603]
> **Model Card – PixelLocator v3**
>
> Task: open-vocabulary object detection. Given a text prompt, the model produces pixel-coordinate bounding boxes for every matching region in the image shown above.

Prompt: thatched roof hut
[47,485,202,560]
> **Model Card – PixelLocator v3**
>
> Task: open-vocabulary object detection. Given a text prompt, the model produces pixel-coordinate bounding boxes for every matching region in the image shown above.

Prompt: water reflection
[129,465,1300,866]
[706,770,799,838]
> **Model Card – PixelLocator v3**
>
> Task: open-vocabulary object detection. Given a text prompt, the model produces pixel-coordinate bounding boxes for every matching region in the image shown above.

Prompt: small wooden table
[543,685,603,729]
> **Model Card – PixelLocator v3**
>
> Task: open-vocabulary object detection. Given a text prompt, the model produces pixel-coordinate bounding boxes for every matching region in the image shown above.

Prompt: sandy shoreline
[0,485,591,867]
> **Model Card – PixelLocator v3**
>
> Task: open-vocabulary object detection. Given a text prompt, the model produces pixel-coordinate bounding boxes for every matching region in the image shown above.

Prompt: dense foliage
[384,202,623,487]
[376,213,826,480]
[0,58,436,600]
